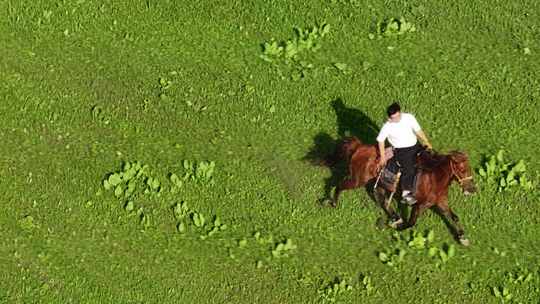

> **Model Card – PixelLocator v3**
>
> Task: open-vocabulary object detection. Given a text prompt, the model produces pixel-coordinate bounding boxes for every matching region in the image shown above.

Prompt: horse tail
[323,136,362,167]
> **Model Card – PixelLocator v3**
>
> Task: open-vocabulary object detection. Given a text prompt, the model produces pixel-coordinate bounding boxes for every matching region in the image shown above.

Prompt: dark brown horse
[325,136,477,245]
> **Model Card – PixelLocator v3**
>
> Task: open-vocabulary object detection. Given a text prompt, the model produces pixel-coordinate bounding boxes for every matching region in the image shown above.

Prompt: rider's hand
[378,157,386,169]
[425,143,433,151]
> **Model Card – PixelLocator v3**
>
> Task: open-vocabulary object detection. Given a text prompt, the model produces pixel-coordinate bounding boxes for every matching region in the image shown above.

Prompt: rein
[450,159,473,185]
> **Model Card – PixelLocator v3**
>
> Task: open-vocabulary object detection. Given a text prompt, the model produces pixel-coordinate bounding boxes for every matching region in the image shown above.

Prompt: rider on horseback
[376,102,432,205]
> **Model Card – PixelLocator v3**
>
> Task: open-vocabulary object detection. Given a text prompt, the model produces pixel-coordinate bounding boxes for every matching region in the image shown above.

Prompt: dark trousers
[394,144,422,191]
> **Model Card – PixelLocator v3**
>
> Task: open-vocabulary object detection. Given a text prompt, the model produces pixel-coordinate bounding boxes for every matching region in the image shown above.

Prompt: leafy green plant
[492,286,513,302]
[173,201,190,221]
[260,40,283,61]
[254,231,274,245]
[488,267,539,303]
[91,105,111,125]
[205,216,227,237]
[359,274,374,294]
[145,176,161,193]
[182,160,216,184]
[102,160,165,229]
[195,161,215,182]
[184,99,208,112]
[506,269,534,284]
[378,247,406,267]
[19,215,38,231]
[260,23,330,63]
[428,243,456,264]
[369,17,416,39]
[173,201,189,234]
[169,173,183,193]
[142,98,151,112]
[172,201,199,234]
[260,23,330,80]
[225,232,280,264]
[176,221,187,233]
[392,230,435,250]
[171,201,225,238]
[271,238,297,258]
[333,62,351,75]
[103,161,158,197]
[406,230,434,250]
[140,212,151,229]
[478,150,535,191]
[491,246,507,257]
[238,238,248,248]
[159,77,172,90]
[102,161,164,228]
[192,212,205,228]
[379,230,447,267]
[318,277,353,303]
[124,200,135,212]
[158,77,172,100]
[101,160,218,230]
[463,281,481,296]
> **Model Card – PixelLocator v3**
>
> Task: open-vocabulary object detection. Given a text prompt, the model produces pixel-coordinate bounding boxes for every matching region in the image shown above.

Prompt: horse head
[449,151,477,195]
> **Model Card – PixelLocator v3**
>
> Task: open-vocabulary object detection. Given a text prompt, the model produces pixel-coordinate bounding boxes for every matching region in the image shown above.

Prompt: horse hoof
[396,223,410,231]
[458,237,471,247]
[324,199,336,208]
[318,198,333,207]
[389,218,404,229]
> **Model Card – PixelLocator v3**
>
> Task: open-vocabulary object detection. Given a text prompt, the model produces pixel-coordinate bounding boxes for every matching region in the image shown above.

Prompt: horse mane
[342,136,362,146]
[448,151,469,163]
[418,150,468,171]
[417,151,446,170]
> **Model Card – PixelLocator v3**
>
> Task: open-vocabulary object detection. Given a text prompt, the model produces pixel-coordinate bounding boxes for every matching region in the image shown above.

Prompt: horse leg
[449,210,465,236]
[451,210,470,246]
[400,203,428,230]
[374,187,402,227]
[330,176,359,207]
[437,203,469,246]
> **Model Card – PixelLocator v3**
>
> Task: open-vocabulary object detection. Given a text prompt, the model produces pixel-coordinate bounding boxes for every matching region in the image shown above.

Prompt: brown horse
[325,136,477,245]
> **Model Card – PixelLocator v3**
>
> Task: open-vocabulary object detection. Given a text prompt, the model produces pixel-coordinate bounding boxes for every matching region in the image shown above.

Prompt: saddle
[377,147,431,194]
[376,148,400,193]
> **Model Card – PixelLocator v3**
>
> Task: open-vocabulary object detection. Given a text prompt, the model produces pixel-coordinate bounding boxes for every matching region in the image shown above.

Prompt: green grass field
[1,1,540,303]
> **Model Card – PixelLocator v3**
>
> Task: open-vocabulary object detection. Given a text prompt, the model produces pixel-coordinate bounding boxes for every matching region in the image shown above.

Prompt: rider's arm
[378,140,386,165]
[376,126,388,166]
[415,130,432,149]
[408,114,432,149]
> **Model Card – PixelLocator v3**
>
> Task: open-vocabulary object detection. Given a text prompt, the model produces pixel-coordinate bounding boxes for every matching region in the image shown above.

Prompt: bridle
[450,159,473,186]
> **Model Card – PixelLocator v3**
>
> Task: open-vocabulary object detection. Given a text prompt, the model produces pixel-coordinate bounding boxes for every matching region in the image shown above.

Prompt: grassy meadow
[1,0,540,303]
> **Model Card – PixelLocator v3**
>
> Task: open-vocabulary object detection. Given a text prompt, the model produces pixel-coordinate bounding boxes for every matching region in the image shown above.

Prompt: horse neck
[423,155,454,187]
[441,156,455,187]
[343,142,361,159]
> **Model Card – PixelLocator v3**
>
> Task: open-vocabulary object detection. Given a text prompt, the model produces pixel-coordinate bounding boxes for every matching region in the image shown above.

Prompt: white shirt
[376,113,421,148]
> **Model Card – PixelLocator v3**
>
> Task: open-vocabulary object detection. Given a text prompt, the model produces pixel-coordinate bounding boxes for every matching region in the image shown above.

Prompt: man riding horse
[324,102,476,244]
[376,102,432,205]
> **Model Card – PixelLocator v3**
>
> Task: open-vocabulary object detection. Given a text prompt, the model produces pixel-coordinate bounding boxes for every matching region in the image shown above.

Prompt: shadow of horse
[303,98,381,205]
